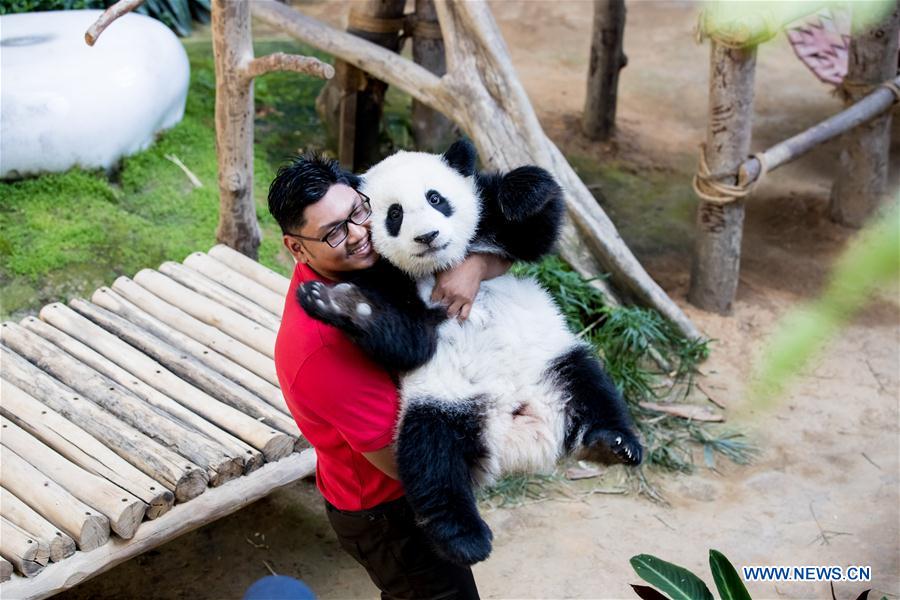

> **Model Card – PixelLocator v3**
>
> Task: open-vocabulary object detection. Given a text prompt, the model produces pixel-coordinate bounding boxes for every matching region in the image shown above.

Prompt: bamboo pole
[0,346,208,503]
[182,252,284,317]
[90,288,289,416]
[22,313,268,472]
[0,450,316,600]
[1,417,146,539]
[159,262,281,330]
[829,4,900,227]
[132,270,276,358]
[0,446,110,552]
[0,487,75,562]
[62,301,297,460]
[208,244,290,297]
[582,0,627,141]
[2,321,241,487]
[0,517,49,577]
[687,41,757,314]
[0,379,174,520]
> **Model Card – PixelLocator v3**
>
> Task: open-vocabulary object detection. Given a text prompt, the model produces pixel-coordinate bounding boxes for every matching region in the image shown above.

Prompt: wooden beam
[0,487,76,562]
[207,244,290,297]
[582,0,627,141]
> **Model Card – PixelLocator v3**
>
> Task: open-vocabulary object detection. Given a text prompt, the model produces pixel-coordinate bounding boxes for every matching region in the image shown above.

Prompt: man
[268,154,510,600]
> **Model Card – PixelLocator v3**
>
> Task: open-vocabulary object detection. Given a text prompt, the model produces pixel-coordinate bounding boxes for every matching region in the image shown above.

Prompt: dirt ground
[57,2,899,599]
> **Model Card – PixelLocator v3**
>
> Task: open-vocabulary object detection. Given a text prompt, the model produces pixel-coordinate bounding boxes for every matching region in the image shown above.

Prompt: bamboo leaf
[709,549,752,600]
[630,554,714,600]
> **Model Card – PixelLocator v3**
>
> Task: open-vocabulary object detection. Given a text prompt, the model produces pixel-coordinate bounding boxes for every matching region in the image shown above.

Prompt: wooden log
[0,417,146,539]
[0,379,174,519]
[0,446,110,552]
[582,0,627,141]
[159,261,281,330]
[211,0,260,259]
[738,76,900,186]
[1,321,240,487]
[829,5,900,227]
[110,276,278,385]
[242,51,333,82]
[91,288,289,416]
[60,301,296,461]
[0,346,208,503]
[0,517,49,577]
[83,0,144,46]
[0,487,75,563]
[249,0,702,341]
[27,309,268,471]
[132,269,276,358]
[0,557,12,583]
[411,0,457,152]
[687,42,757,314]
[182,252,284,317]
[0,450,316,600]
[207,244,290,297]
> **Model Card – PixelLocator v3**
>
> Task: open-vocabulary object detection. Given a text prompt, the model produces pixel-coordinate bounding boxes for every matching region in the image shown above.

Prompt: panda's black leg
[549,345,644,466]
[297,281,443,371]
[396,398,493,566]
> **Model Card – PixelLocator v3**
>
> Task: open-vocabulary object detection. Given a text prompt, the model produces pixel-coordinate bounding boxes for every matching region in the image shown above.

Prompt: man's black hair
[267,153,361,234]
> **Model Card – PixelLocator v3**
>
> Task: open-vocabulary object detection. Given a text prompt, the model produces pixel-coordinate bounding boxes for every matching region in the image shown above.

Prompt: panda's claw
[583,428,643,466]
[297,280,375,330]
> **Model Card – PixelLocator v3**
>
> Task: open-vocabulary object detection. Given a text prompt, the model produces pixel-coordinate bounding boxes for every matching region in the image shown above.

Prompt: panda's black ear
[442,139,477,177]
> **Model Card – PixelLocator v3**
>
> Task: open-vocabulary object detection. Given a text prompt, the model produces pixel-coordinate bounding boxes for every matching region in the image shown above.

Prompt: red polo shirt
[275,262,405,511]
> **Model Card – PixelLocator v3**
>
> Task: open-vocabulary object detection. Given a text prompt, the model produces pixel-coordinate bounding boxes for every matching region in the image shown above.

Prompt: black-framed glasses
[286,193,372,248]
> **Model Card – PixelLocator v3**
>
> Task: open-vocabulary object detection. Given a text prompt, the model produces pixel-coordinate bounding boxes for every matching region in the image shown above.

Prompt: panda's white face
[359,150,481,278]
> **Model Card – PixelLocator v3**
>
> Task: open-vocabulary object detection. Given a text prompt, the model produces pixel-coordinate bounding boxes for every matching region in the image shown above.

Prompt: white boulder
[1,10,189,179]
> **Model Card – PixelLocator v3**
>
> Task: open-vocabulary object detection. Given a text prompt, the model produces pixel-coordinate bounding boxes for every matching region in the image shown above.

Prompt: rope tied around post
[346,10,442,41]
[692,143,768,205]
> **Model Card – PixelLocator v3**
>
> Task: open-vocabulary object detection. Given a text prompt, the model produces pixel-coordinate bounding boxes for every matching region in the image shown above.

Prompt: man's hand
[432,253,512,321]
[363,444,400,480]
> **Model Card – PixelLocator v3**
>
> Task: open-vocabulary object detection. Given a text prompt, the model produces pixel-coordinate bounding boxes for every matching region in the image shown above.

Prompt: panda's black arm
[297,264,445,373]
[474,166,566,263]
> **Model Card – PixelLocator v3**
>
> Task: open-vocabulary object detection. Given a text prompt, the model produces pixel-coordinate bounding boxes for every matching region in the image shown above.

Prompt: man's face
[283,183,378,281]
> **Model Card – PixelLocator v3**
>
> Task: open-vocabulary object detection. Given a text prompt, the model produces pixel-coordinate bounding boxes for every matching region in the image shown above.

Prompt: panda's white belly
[400,274,576,481]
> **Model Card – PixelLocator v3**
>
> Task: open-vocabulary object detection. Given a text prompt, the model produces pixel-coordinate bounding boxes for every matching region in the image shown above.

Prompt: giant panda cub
[298,140,642,566]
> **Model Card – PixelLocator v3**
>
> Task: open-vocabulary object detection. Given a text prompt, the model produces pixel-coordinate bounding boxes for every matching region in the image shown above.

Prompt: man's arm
[432,253,513,321]
[363,444,399,480]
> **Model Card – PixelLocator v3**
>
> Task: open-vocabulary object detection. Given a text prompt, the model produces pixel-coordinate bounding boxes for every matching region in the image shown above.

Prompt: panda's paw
[425,514,493,566]
[584,428,643,466]
[297,281,373,329]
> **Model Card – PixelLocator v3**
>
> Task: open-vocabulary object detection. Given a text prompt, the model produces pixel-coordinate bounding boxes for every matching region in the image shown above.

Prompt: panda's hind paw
[425,514,493,566]
[584,428,643,466]
[297,281,373,329]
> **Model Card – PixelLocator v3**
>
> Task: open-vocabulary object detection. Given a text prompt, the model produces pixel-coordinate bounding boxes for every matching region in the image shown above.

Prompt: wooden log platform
[0,247,316,597]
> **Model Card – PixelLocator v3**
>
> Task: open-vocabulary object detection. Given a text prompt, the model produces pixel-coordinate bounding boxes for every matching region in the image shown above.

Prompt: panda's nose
[414,230,439,245]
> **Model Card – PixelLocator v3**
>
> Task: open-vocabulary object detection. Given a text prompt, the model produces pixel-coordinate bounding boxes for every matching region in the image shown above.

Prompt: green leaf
[709,549,752,600]
[630,554,714,600]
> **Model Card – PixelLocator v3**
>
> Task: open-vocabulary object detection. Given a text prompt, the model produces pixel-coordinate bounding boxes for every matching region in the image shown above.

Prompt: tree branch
[242,52,335,83]
[84,0,144,46]
[249,1,460,121]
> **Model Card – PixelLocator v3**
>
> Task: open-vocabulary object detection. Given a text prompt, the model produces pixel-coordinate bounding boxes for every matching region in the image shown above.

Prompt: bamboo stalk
[61,301,296,461]
[133,269,276,358]
[0,379,174,519]
[0,446,110,552]
[2,321,241,487]
[110,277,278,384]
[207,244,290,297]
[27,309,269,471]
[1,417,146,539]
[159,261,281,330]
[182,252,285,317]
[91,287,289,416]
[0,487,75,562]
[0,346,208,503]
[0,517,49,577]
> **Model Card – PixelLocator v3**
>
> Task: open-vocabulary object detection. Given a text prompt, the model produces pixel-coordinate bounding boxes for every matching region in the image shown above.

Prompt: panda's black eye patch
[425,189,454,217]
[385,203,403,237]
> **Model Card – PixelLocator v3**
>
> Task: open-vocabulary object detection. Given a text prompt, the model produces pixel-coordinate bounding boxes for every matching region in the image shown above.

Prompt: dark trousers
[325,496,480,600]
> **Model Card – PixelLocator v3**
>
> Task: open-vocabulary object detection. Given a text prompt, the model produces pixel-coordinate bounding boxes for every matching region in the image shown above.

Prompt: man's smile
[347,235,373,257]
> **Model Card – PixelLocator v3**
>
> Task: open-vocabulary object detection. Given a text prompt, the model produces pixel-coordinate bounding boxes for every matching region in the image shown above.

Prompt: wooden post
[829,3,900,228]
[316,1,406,170]
[211,0,260,258]
[688,42,757,314]
[582,0,627,141]
[411,0,457,152]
